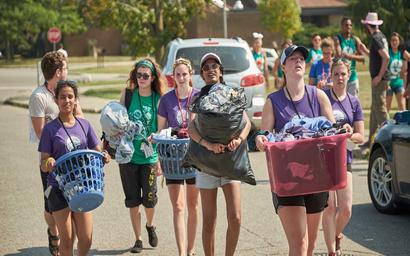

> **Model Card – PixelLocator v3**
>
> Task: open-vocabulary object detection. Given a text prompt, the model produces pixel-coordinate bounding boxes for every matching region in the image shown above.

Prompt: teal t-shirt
[305,48,323,64]
[337,34,358,82]
[128,90,160,164]
[388,49,404,88]
[252,50,265,73]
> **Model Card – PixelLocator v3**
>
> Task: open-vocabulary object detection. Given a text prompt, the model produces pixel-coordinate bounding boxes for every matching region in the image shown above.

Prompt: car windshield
[176,46,250,74]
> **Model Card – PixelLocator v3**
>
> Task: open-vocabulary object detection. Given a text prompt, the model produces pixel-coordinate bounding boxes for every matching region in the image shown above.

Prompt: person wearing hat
[255,45,336,256]
[188,52,251,256]
[359,12,390,148]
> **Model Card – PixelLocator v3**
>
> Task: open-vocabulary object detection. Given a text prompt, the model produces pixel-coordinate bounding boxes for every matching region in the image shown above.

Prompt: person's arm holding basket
[255,99,275,152]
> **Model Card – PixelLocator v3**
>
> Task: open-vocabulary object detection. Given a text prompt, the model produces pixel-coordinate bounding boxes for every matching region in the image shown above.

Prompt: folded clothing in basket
[183,83,256,185]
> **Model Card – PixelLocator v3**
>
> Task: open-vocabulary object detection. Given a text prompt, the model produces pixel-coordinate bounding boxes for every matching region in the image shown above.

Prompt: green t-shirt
[128,90,160,164]
[337,34,358,82]
[388,49,404,88]
[305,48,322,64]
[252,50,265,73]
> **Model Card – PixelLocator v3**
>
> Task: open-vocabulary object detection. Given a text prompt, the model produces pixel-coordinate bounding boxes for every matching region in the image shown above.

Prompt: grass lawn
[71,65,132,74]
[77,79,125,87]
[83,88,121,99]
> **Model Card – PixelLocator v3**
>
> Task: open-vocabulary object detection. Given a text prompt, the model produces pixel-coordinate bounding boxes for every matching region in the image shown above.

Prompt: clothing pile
[183,83,256,185]
[100,101,144,164]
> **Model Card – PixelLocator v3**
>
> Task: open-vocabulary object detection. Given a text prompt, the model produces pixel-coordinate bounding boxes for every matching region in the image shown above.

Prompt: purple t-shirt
[325,89,364,164]
[38,117,100,160]
[157,88,200,128]
[309,59,331,86]
[268,85,321,132]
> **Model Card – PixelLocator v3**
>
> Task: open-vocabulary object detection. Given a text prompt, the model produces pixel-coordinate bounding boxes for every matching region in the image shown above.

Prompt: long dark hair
[127,57,166,96]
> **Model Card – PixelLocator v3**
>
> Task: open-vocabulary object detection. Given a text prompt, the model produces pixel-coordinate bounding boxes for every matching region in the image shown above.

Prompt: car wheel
[368,148,398,214]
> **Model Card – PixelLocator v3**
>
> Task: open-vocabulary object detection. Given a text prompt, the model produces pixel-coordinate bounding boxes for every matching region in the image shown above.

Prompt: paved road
[1,105,410,256]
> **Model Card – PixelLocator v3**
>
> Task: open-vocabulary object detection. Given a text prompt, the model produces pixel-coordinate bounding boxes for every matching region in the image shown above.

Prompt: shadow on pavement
[344,203,410,255]
[89,248,131,255]
[4,247,49,256]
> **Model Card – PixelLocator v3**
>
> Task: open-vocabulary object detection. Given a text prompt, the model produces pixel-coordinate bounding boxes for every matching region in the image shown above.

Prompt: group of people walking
[28,11,409,256]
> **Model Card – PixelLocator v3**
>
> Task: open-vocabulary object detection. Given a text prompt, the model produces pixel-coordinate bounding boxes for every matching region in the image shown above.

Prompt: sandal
[47,228,60,256]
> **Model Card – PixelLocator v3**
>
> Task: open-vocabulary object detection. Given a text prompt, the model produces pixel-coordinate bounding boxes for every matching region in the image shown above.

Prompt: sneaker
[146,224,158,247]
[130,240,143,253]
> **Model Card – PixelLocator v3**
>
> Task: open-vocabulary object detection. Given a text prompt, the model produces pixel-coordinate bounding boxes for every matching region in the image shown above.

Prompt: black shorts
[40,169,51,213]
[47,186,68,212]
[166,177,196,185]
[347,163,352,173]
[272,192,329,214]
[119,163,158,208]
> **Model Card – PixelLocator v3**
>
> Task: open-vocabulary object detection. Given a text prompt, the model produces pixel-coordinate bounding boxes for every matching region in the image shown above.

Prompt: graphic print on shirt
[342,45,354,55]
[311,51,322,64]
[129,104,153,136]
[66,136,81,152]
[389,59,403,79]
[176,108,188,127]
[290,112,307,121]
[333,109,346,125]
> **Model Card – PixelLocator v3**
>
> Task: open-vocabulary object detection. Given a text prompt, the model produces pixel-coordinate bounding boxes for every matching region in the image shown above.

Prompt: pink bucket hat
[361,12,383,26]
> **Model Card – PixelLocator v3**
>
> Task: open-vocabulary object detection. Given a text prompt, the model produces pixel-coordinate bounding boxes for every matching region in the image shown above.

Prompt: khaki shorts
[195,171,240,189]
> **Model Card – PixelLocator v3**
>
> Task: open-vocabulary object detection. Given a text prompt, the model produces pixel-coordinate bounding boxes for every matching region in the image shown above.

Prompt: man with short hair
[28,51,82,255]
[359,12,390,147]
[334,17,365,96]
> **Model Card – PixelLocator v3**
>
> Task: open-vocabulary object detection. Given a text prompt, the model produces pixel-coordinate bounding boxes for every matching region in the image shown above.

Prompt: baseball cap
[200,53,222,68]
[280,45,309,65]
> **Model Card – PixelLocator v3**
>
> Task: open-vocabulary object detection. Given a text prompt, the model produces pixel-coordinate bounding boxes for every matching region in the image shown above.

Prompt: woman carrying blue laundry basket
[38,80,110,256]
[157,58,200,256]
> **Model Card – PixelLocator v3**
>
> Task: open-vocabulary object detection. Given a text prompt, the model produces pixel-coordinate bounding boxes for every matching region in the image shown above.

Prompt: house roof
[298,0,347,9]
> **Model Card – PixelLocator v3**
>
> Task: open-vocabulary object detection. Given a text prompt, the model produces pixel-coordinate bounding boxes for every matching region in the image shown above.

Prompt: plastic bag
[183,84,256,185]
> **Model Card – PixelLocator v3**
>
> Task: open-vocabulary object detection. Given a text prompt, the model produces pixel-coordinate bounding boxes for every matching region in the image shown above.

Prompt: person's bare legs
[306,212,323,256]
[186,184,199,255]
[278,206,308,256]
[335,173,353,250]
[396,92,405,111]
[45,211,59,250]
[222,183,241,256]
[73,212,93,256]
[130,206,142,240]
[145,207,155,228]
[53,208,74,256]
[322,191,337,253]
[200,188,218,256]
[386,94,393,113]
[168,184,186,256]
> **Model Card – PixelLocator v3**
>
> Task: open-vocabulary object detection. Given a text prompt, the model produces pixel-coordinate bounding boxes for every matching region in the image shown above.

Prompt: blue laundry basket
[54,150,105,212]
[153,137,197,180]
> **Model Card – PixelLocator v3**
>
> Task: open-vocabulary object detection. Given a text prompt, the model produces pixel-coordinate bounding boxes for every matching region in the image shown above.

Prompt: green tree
[258,0,302,39]
[0,0,86,60]
[349,0,410,41]
[84,0,208,61]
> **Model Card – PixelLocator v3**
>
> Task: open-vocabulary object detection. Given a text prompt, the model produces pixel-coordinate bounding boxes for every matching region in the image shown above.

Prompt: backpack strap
[125,88,133,110]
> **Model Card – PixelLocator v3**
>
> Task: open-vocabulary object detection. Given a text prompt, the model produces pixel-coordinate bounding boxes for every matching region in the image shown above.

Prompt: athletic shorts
[272,191,329,214]
[47,186,68,212]
[195,171,240,189]
[386,86,404,96]
[166,177,196,185]
[119,163,158,208]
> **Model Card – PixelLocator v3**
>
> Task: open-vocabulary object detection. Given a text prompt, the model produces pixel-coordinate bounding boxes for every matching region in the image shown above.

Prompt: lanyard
[175,88,192,128]
[285,86,315,119]
[58,117,86,151]
[331,89,354,124]
[137,92,156,131]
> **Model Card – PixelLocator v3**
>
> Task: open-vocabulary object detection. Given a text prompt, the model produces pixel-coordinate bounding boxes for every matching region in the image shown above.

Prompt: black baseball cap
[280,45,309,65]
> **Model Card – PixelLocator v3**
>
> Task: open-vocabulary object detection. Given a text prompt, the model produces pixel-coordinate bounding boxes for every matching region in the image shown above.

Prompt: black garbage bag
[183,84,256,185]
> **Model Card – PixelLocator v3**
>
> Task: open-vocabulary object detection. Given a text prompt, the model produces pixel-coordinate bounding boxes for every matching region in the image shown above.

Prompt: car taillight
[253,112,262,117]
[240,74,265,87]
[165,75,175,87]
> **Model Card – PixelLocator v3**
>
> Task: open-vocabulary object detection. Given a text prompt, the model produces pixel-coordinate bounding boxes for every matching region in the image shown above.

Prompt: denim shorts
[195,171,240,189]
[387,86,404,96]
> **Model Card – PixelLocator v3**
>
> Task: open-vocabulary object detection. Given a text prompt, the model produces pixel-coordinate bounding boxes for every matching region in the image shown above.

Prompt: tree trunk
[154,0,164,62]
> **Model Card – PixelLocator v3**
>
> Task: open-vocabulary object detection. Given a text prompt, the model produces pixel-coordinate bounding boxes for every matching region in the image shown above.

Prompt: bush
[292,23,340,47]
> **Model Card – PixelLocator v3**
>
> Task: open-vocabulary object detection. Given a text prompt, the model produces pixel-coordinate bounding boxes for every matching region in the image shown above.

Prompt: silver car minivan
[161,37,266,126]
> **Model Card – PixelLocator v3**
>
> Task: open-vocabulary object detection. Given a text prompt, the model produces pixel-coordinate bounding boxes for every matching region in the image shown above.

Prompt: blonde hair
[322,37,335,52]
[331,58,351,74]
[173,58,194,87]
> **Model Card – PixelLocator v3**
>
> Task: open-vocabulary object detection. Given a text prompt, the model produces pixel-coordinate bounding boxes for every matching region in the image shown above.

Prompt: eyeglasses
[57,80,76,86]
[136,72,151,80]
[202,63,220,72]
[332,57,349,64]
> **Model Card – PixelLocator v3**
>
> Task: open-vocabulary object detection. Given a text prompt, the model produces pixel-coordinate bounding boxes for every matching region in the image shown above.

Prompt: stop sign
[47,27,61,43]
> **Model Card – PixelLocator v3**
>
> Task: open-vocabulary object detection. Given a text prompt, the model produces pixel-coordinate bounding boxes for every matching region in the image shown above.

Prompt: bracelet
[43,157,54,172]
[198,137,203,145]
[255,130,269,137]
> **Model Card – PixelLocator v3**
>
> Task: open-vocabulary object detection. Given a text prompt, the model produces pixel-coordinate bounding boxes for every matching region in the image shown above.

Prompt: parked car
[161,37,266,126]
[262,47,278,72]
[368,110,410,213]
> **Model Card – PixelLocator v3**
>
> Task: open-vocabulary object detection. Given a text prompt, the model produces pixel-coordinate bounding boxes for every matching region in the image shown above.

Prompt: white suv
[161,37,266,126]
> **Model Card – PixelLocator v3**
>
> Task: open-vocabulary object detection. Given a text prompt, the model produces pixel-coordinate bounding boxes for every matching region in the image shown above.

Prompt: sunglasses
[57,80,76,86]
[202,63,220,72]
[136,72,151,80]
[332,57,350,64]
